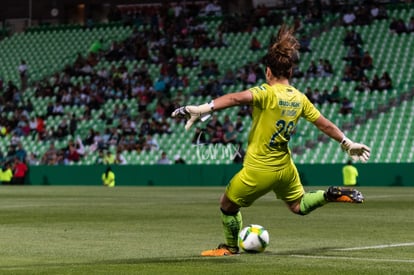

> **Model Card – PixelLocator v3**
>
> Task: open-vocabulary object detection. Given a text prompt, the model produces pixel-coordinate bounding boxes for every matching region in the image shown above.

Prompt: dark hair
[263,24,300,79]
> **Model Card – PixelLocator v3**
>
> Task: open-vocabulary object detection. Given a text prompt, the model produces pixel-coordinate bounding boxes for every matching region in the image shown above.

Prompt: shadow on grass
[99,256,241,265]
[0,256,241,271]
[0,247,341,271]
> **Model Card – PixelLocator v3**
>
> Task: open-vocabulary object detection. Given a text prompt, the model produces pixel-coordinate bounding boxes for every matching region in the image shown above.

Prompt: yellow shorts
[225,162,304,207]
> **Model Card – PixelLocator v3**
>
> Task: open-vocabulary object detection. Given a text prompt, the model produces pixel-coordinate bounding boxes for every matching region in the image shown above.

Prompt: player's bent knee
[220,194,240,213]
[286,201,303,215]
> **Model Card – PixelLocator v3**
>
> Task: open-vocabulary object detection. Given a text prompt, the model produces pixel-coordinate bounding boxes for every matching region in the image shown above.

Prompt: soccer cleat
[325,186,365,203]
[201,243,240,257]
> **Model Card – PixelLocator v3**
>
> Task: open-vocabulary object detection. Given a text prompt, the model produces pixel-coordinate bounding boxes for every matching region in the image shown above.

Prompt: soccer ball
[238,224,270,253]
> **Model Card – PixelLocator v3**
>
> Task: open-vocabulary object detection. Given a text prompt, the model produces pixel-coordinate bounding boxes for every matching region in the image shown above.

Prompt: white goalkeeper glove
[340,136,371,162]
[171,101,214,131]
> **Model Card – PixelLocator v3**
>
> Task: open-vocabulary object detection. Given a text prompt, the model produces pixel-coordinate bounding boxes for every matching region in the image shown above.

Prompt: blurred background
[0,0,412,185]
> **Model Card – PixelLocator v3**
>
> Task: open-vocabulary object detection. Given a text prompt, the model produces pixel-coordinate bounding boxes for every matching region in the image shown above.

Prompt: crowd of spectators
[305,85,341,106]
[2,1,260,166]
[0,1,410,168]
[342,29,367,82]
[304,83,357,116]
[342,4,389,27]
[338,2,391,111]
[341,28,393,95]
[355,72,393,92]
[305,59,334,78]
[389,16,414,34]
[191,113,245,146]
[0,142,29,184]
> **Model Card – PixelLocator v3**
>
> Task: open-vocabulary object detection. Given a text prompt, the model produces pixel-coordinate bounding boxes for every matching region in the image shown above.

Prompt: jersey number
[269,120,295,146]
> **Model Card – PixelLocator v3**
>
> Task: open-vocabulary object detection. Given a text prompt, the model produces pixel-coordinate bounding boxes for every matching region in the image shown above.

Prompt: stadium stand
[0,2,413,165]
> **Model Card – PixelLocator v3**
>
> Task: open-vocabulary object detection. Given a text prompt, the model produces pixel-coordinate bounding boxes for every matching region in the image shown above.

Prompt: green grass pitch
[0,186,413,274]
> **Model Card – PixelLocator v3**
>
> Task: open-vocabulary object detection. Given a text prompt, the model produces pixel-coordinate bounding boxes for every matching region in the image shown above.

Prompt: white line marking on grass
[334,242,414,251]
[290,254,414,263]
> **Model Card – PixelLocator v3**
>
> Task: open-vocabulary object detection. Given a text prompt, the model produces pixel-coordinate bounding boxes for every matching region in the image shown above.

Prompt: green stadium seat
[0,7,413,165]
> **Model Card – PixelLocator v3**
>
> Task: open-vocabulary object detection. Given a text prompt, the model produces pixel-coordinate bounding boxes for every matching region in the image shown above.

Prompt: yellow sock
[299,190,327,215]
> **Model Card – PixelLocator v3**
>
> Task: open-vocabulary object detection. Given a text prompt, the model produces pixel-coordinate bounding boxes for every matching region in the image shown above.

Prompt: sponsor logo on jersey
[279,100,300,107]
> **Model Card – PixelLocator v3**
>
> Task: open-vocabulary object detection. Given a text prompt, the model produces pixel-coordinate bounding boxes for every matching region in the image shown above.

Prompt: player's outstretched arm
[172,90,252,131]
[313,115,371,162]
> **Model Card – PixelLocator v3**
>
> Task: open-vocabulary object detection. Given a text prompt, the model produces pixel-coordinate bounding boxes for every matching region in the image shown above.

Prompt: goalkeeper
[172,24,370,257]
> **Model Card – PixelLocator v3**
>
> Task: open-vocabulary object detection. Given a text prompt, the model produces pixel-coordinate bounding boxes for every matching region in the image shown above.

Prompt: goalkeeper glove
[171,101,215,131]
[340,136,371,162]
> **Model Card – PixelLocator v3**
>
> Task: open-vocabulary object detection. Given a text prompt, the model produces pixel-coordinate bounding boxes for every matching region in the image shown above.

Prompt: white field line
[334,242,414,251]
[289,254,414,263]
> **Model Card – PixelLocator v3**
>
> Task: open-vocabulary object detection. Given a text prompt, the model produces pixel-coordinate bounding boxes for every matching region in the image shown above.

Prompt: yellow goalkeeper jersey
[244,83,320,171]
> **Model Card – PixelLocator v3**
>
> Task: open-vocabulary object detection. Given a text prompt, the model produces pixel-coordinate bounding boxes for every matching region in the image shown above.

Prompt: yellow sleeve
[249,84,270,109]
[300,93,321,122]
